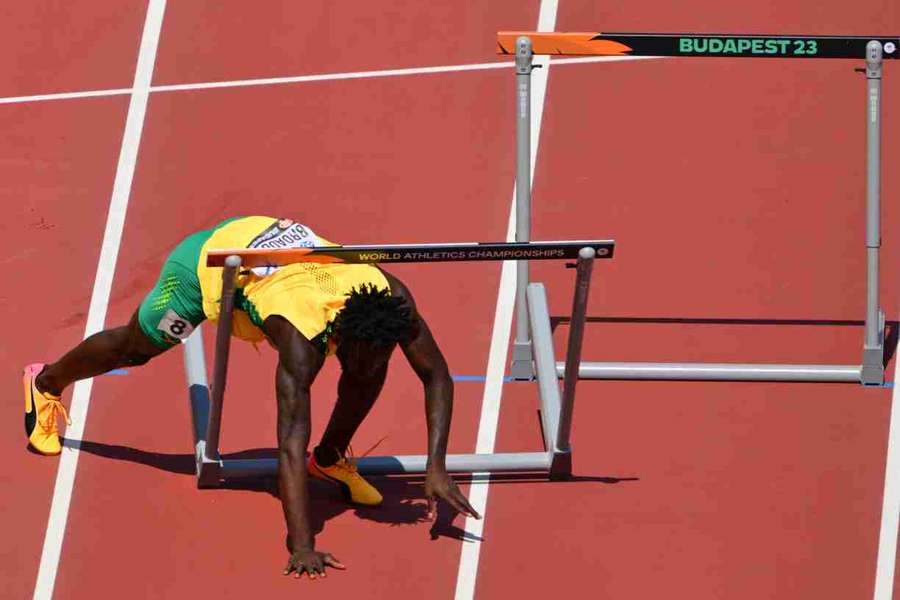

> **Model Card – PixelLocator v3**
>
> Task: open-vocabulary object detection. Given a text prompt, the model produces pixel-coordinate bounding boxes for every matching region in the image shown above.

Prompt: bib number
[157,309,195,341]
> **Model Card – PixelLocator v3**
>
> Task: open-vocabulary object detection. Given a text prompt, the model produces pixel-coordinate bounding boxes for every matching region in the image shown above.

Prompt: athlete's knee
[121,350,154,367]
[119,318,166,366]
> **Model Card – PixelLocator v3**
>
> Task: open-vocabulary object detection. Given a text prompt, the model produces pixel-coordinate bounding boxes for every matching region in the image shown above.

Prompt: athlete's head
[332,284,416,379]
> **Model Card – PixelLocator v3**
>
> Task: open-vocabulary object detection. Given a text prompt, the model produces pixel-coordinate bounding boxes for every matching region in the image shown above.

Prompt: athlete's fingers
[452,489,481,519]
[283,558,297,576]
[324,554,347,570]
[441,492,467,516]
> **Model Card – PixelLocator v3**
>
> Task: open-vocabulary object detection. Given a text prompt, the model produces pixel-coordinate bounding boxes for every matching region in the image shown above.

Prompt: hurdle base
[195,451,553,484]
[862,347,885,386]
[510,342,535,380]
[196,441,223,489]
[861,310,886,386]
[558,361,865,383]
[549,450,572,481]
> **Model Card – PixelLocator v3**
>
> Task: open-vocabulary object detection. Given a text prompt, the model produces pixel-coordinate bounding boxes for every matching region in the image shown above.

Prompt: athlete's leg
[24,226,212,454]
[315,362,389,464]
[34,229,207,397]
[35,310,168,396]
[307,364,388,506]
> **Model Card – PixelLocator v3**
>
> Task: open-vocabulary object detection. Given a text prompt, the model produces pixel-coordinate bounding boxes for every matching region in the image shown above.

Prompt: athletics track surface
[1,1,899,598]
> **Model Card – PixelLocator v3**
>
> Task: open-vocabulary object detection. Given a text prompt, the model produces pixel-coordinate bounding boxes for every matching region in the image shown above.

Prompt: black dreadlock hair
[332,283,415,347]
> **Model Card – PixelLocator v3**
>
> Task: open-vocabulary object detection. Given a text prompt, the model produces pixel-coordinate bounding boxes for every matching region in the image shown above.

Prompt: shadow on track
[551,315,899,367]
[65,439,638,542]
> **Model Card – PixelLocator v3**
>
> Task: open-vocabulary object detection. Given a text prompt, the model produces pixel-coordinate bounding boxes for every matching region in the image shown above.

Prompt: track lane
[52,68,519,599]
[0,97,129,600]
[475,1,900,597]
[152,1,537,86]
[0,1,148,98]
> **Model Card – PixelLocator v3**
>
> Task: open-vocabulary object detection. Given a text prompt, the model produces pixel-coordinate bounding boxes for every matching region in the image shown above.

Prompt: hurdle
[182,240,614,487]
[500,31,898,385]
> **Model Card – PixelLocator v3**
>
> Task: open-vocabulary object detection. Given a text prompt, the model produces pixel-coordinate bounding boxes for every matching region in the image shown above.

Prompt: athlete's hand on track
[283,549,345,580]
[424,470,481,521]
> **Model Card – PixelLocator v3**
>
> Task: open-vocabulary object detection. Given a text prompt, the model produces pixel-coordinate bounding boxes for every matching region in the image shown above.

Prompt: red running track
[2,1,899,599]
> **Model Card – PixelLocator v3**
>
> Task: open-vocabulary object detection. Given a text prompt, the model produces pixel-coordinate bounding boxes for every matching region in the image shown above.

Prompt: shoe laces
[43,397,71,432]
[340,435,389,472]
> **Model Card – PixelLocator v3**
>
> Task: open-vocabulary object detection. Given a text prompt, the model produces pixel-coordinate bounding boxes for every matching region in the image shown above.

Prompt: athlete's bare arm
[382,272,481,521]
[262,315,345,579]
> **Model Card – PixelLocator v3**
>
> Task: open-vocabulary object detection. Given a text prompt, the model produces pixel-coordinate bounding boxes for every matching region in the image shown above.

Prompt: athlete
[23,215,480,579]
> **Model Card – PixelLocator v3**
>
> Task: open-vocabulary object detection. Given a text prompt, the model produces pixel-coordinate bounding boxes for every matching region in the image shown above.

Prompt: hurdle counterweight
[205,254,242,462]
[511,36,536,380]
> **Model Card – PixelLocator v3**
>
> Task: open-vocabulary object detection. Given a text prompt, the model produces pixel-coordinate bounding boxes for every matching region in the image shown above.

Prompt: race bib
[248,218,320,277]
[157,309,195,341]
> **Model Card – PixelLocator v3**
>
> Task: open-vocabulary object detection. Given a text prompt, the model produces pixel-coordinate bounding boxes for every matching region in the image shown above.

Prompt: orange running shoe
[308,448,383,506]
[23,363,70,455]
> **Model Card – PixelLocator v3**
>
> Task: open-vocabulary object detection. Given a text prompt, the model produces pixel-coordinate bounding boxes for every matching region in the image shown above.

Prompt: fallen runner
[23,215,481,580]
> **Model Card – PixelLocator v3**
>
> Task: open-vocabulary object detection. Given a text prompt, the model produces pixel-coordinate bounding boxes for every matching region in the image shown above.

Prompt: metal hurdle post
[193,254,241,487]
[861,40,886,385]
[503,32,893,385]
[510,36,536,380]
[525,247,597,480]
[527,283,562,465]
[183,323,210,472]
[552,247,596,477]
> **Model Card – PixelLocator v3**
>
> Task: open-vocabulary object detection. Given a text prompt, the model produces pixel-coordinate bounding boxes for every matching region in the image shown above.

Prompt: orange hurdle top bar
[207,240,614,268]
[497,32,899,59]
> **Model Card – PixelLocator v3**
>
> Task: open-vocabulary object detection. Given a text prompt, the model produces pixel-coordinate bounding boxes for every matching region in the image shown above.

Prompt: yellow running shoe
[23,363,70,456]
[308,448,383,506]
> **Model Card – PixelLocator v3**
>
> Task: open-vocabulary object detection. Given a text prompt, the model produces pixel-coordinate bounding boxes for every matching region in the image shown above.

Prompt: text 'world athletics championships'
[355,248,605,262]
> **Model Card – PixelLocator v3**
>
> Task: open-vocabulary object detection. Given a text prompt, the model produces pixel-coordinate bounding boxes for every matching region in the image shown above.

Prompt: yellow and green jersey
[137,216,389,351]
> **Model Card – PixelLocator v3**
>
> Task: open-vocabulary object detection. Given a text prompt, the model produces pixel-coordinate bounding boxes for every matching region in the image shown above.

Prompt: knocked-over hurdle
[183,240,614,487]
[500,31,897,385]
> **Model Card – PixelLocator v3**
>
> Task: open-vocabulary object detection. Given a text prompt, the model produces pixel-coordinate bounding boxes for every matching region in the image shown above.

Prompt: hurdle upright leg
[511,35,536,380]
[527,282,563,468]
[862,40,886,386]
[197,254,242,487]
[183,324,209,470]
[552,248,596,478]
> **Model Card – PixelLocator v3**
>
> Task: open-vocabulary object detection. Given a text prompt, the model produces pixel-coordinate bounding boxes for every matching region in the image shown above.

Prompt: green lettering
[751,39,764,53]
[709,39,724,53]
[807,40,818,54]
[737,39,752,53]
[679,38,694,53]
[764,40,778,54]
[777,40,791,54]
[723,39,738,53]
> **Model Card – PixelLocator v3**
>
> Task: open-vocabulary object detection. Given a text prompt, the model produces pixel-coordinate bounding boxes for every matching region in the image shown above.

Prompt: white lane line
[0,88,133,105]
[0,56,654,105]
[31,2,167,599]
[874,341,900,600]
[453,2,558,599]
